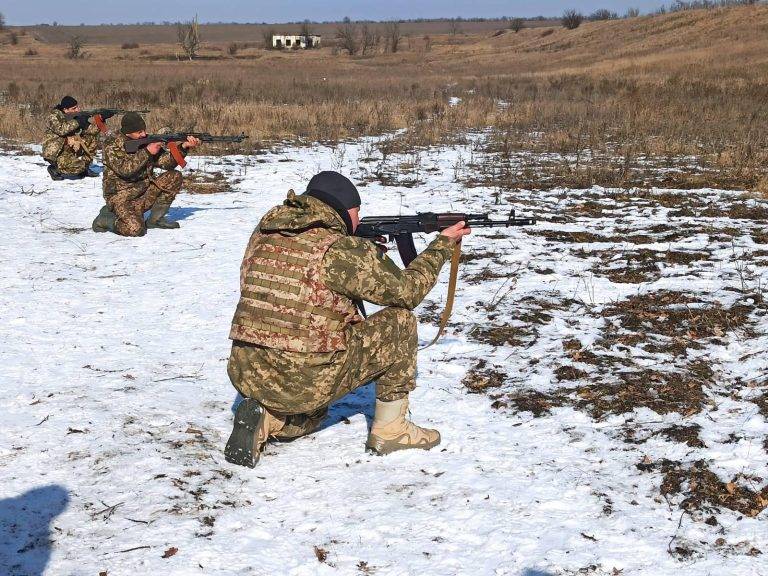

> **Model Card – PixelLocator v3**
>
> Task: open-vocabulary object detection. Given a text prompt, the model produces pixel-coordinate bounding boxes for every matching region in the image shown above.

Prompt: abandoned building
[272,34,322,49]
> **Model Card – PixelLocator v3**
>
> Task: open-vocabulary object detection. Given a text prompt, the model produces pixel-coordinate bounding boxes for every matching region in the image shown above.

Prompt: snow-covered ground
[0,140,766,576]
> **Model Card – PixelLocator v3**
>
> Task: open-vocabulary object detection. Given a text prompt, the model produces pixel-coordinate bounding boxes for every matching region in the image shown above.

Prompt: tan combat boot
[366,398,441,455]
[224,398,285,468]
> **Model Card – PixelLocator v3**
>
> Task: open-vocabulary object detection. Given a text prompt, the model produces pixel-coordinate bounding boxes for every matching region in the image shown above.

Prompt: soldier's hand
[182,135,201,150]
[147,142,164,155]
[440,221,472,243]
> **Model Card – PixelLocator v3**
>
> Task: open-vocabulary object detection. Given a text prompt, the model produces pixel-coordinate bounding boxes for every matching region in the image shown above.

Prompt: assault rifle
[123,132,249,168]
[64,109,150,134]
[355,211,536,266]
[355,210,535,347]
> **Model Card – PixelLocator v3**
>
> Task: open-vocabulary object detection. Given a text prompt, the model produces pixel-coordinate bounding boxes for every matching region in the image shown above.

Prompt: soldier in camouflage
[224,171,470,468]
[91,112,200,236]
[42,96,101,180]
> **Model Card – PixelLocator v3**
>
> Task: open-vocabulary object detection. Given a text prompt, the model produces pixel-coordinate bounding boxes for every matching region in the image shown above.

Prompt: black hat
[120,112,146,135]
[306,171,361,234]
[57,95,78,110]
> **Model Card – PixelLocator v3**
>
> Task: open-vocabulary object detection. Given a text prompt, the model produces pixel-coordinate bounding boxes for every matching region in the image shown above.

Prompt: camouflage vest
[229,227,361,353]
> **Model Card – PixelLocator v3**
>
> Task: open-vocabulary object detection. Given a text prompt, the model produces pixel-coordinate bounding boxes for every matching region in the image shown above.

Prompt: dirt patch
[461,360,506,393]
[659,424,706,448]
[652,459,768,518]
[554,365,590,382]
[183,170,232,194]
[471,324,531,347]
[574,363,710,419]
[593,249,711,284]
[506,389,567,417]
[700,203,768,221]
[600,291,753,355]
[526,230,615,243]
[463,265,514,284]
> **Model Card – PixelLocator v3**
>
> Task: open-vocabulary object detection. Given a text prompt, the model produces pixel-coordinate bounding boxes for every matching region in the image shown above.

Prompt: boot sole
[224,399,266,468]
[365,434,441,456]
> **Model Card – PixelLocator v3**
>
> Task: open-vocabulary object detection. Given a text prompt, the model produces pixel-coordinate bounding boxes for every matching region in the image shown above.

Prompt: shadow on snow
[0,485,69,576]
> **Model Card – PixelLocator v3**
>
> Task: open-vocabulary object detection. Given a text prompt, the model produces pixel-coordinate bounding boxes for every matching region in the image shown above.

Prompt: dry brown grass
[2,5,768,188]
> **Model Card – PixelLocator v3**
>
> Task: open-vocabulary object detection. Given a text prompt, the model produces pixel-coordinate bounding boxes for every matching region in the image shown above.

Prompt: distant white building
[272,34,321,49]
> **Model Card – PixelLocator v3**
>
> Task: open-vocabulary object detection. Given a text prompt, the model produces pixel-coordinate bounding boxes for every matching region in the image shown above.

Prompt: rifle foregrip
[168,141,187,168]
[94,114,108,134]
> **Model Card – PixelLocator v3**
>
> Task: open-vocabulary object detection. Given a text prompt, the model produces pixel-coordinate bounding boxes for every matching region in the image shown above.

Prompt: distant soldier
[91,113,200,236]
[224,171,470,468]
[42,96,102,181]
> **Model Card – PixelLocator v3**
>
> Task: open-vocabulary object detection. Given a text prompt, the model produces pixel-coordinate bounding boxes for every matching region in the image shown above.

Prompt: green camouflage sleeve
[104,140,152,180]
[322,234,455,310]
[155,145,188,170]
[84,122,101,136]
[47,112,81,137]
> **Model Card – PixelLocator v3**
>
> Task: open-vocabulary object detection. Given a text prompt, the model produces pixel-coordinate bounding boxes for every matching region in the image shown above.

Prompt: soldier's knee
[118,224,146,237]
[163,170,183,190]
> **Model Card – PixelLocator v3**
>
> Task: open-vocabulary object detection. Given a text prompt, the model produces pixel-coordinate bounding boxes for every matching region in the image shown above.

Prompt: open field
[2,5,768,190]
[0,138,766,575]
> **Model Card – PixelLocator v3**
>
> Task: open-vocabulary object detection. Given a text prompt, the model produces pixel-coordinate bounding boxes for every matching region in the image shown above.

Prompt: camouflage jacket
[234,190,454,329]
[102,133,187,199]
[42,108,99,162]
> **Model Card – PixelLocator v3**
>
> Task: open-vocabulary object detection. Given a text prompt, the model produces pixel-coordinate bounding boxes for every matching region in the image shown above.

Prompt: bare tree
[262,27,275,49]
[448,18,462,36]
[384,20,402,53]
[335,20,358,55]
[510,18,525,33]
[177,16,200,60]
[625,7,640,17]
[0,12,6,31]
[562,10,584,30]
[589,8,619,21]
[361,24,376,55]
[300,19,312,40]
[67,35,86,59]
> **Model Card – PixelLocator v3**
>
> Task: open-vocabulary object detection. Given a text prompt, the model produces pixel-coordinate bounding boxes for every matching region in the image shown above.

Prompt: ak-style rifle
[355,210,535,347]
[355,211,536,266]
[64,108,150,134]
[123,132,249,168]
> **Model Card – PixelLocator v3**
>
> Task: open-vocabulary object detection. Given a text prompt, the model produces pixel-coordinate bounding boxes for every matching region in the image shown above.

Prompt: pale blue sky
[3,1,670,26]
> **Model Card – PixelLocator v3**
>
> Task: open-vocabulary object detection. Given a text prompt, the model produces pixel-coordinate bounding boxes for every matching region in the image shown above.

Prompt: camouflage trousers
[227,306,418,440]
[54,134,98,175]
[106,171,182,237]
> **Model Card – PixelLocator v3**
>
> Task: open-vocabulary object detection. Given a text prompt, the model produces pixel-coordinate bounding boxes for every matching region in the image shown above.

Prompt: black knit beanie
[306,171,361,234]
[120,112,146,135]
[57,95,78,110]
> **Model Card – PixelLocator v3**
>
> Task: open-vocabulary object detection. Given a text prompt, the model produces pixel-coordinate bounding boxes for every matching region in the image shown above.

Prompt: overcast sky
[4,1,671,26]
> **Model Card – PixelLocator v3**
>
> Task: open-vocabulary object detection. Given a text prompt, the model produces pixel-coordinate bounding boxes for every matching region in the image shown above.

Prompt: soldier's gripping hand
[182,135,201,150]
[440,220,472,243]
[147,142,164,155]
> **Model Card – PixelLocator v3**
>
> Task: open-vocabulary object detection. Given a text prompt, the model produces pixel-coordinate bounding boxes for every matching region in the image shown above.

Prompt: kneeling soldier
[225,171,470,467]
[92,112,199,236]
[42,96,100,180]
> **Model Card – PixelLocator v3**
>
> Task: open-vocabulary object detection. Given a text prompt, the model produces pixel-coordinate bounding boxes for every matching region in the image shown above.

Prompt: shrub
[228,42,239,56]
[121,42,139,49]
[67,35,86,59]
[24,48,38,56]
[589,9,619,21]
[510,18,525,33]
[562,10,584,30]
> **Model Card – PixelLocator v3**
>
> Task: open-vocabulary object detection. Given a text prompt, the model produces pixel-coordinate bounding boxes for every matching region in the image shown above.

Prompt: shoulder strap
[422,240,461,349]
